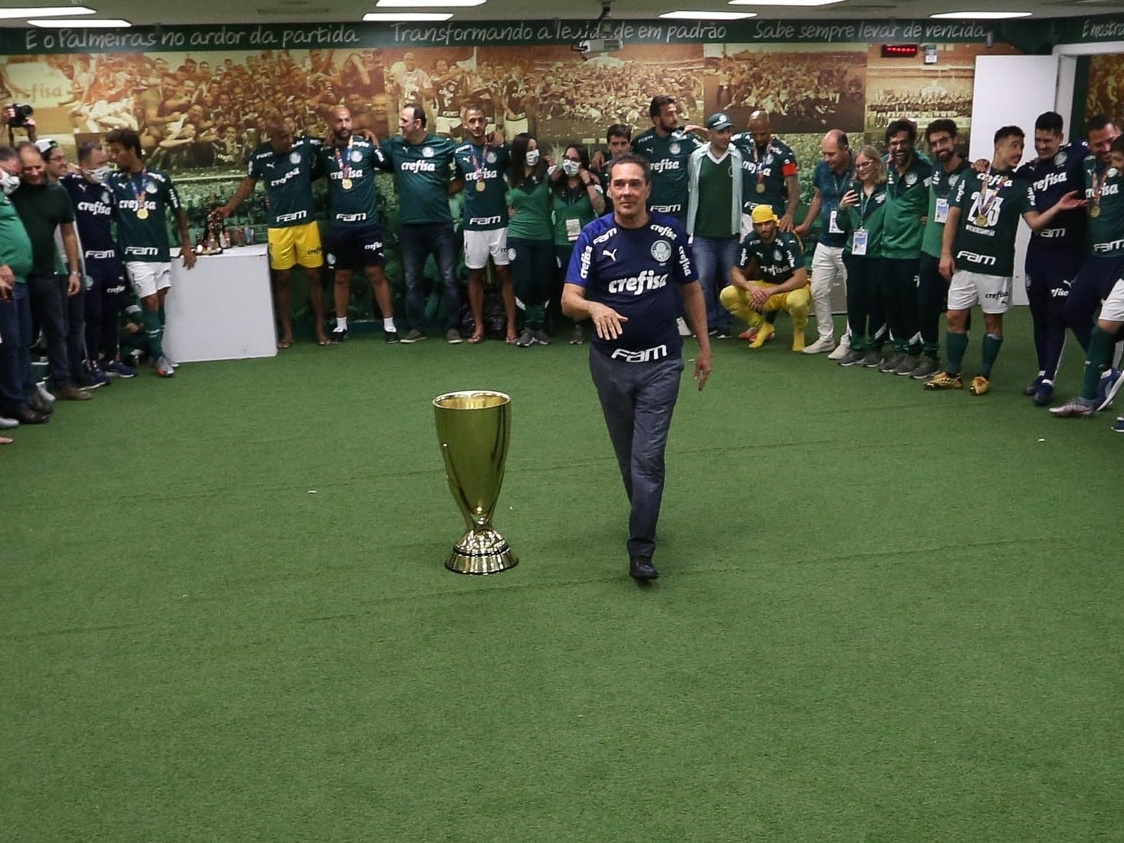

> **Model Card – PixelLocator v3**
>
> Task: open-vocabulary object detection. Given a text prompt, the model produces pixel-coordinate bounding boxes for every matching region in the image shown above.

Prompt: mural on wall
[0,22,1027,325]
[1085,53,1124,129]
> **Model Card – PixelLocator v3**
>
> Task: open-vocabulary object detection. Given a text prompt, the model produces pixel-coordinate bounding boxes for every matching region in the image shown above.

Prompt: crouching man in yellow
[720,204,811,350]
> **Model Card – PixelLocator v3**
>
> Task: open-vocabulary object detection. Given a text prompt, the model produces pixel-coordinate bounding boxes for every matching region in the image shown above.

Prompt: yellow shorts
[267,221,323,271]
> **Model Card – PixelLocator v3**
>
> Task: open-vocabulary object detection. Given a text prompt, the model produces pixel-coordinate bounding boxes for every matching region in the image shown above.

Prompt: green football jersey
[921,158,970,258]
[1085,155,1124,258]
[631,127,701,219]
[249,136,321,228]
[317,137,385,228]
[453,140,510,231]
[738,230,805,284]
[106,167,183,262]
[951,168,1033,277]
[380,134,458,225]
[507,175,552,241]
[730,134,798,215]
[882,153,933,259]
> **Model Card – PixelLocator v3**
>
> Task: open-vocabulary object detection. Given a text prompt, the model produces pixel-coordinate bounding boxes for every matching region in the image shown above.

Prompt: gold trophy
[433,390,518,574]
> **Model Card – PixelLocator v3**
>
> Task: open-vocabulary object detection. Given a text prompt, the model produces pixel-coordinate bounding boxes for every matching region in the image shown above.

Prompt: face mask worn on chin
[0,172,20,195]
[562,159,580,177]
[85,166,112,184]
[525,149,540,167]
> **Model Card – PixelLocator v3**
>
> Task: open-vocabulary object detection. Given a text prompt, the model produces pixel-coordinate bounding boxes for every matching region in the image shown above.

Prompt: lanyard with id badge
[851,186,870,256]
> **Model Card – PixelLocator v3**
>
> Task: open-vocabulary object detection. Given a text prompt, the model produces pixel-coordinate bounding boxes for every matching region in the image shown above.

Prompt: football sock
[383,318,396,332]
[980,333,1003,377]
[142,309,164,358]
[946,331,968,376]
[337,317,347,331]
[1081,327,1115,400]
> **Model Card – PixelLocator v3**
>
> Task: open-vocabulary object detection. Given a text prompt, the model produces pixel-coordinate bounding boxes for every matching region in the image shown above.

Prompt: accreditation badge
[852,228,868,256]
[828,209,843,234]
[935,197,949,224]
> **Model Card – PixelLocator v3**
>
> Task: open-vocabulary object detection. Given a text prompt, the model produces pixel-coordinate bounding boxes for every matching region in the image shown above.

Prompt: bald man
[795,129,852,355]
[731,110,800,236]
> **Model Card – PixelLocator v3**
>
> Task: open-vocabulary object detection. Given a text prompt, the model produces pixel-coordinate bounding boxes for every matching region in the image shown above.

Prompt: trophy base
[446,528,518,575]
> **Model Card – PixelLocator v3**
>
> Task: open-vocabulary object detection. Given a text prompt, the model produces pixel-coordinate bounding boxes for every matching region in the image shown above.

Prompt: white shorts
[948,270,1011,314]
[1100,277,1124,323]
[464,228,510,270]
[125,261,172,300]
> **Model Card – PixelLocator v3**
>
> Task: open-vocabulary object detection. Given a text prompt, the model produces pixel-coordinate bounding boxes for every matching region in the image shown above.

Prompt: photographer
[2,103,38,145]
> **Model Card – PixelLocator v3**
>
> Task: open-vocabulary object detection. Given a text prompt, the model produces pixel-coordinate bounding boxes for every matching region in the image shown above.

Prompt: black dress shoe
[629,558,659,581]
[15,406,49,425]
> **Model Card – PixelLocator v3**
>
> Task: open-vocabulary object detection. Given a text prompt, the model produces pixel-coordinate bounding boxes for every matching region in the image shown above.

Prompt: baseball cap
[751,205,779,225]
[705,112,733,131]
[34,138,59,154]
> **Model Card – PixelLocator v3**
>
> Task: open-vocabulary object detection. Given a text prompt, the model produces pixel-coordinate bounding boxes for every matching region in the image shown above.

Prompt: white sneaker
[677,317,692,337]
[0,416,18,430]
[827,335,851,361]
[36,381,56,406]
[803,336,836,355]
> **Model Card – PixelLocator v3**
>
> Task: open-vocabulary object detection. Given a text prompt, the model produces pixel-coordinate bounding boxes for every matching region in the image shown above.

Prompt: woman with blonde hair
[835,145,889,367]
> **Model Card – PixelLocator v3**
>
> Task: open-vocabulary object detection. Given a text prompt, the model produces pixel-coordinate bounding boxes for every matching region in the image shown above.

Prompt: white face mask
[85,165,112,184]
[562,159,580,177]
[0,170,20,196]
[525,149,540,167]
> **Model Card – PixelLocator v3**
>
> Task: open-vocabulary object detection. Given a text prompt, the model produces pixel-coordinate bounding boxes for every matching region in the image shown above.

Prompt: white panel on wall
[970,55,1060,306]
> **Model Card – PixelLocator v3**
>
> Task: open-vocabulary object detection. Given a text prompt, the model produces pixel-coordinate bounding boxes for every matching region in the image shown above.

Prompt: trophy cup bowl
[433,390,518,575]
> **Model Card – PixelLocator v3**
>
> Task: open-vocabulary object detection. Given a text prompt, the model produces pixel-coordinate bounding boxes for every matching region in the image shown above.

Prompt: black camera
[6,103,34,128]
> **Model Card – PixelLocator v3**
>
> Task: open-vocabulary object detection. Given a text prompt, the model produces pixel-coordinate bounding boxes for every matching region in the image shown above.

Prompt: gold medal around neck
[1091,205,1101,218]
[341,178,353,190]
[975,215,988,227]
[136,207,149,220]
[476,180,486,193]
[756,183,766,194]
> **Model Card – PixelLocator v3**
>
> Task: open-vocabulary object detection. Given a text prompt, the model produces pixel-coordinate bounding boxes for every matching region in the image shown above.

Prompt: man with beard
[218,119,330,348]
[908,119,970,378]
[927,126,1082,396]
[878,119,933,374]
[379,103,462,344]
[631,95,703,222]
[452,104,516,344]
[1013,111,1088,405]
[731,110,800,235]
[317,107,398,344]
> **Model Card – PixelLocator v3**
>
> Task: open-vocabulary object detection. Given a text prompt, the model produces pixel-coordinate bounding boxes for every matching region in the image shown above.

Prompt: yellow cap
[751,205,778,225]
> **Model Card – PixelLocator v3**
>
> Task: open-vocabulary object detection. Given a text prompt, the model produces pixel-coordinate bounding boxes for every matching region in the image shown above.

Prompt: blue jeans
[399,221,462,332]
[589,347,684,562]
[0,283,35,414]
[691,235,738,333]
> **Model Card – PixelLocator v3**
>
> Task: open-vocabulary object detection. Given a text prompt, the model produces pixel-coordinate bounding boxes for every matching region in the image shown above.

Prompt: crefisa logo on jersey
[651,240,672,262]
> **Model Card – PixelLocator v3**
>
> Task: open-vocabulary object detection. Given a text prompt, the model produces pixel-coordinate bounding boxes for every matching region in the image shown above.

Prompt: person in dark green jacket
[507,132,554,347]
[550,142,605,344]
[836,145,888,366]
